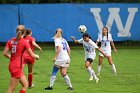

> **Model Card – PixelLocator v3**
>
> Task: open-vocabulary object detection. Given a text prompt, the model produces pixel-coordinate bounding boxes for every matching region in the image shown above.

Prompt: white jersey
[78,38,98,60]
[97,34,113,53]
[54,37,70,62]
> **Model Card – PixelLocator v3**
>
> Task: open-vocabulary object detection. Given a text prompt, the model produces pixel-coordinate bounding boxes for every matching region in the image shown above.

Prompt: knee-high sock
[49,76,56,87]
[87,67,92,76]
[91,69,98,80]
[19,90,26,93]
[111,64,117,74]
[63,75,72,88]
[97,65,102,74]
[28,74,33,87]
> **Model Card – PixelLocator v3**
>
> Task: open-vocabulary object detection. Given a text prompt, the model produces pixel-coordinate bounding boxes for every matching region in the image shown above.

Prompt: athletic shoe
[28,84,34,89]
[95,78,99,83]
[67,87,73,90]
[44,86,53,90]
[89,76,93,81]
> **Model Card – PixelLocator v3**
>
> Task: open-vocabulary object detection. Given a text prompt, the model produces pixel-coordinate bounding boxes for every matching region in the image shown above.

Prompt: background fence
[0,4,140,42]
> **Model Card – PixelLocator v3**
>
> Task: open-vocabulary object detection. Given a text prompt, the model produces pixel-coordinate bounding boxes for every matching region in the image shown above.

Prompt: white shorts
[55,60,70,68]
[99,52,111,57]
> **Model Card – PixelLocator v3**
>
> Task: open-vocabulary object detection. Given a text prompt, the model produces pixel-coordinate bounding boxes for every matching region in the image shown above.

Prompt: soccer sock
[28,74,33,87]
[63,75,72,88]
[111,64,117,74]
[19,90,26,93]
[49,76,56,87]
[91,69,98,80]
[87,67,92,76]
[97,65,102,74]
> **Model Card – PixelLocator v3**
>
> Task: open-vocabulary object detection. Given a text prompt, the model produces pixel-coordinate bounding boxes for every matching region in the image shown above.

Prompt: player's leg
[19,75,28,93]
[85,60,92,78]
[27,63,34,88]
[97,56,103,75]
[45,65,59,90]
[7,77,20,93]
[107,56,117,75]
[60,67,73,90]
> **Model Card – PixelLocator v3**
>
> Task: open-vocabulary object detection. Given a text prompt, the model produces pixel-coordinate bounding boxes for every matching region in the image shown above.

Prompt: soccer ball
[78,25,87,33]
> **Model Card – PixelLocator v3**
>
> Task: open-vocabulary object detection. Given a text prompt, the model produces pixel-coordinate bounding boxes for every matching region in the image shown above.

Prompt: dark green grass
[0,46,140,93]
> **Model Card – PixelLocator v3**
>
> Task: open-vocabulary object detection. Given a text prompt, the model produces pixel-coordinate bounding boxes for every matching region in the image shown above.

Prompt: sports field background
[0,45,140,93]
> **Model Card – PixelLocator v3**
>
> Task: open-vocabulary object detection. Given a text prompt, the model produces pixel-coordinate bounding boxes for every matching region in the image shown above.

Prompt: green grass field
[0,46,140,93]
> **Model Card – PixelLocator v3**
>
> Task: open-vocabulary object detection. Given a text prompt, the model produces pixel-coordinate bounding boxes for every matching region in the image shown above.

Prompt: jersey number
[62,42,67,50]
[12,45,17,53]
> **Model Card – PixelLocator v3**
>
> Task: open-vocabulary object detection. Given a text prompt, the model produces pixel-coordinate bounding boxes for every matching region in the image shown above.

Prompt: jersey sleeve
[109,34,113,41]
[77,38,83,44]
[97,34,101,42]
[54,38,61,47]
[89,39,98,48]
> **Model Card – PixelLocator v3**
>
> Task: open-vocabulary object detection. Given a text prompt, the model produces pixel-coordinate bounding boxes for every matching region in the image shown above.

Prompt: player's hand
[39,48,42,52]
[35,54,39,60]
[53,57,56,62]
[114,48,117,52]
[71,36,75,40]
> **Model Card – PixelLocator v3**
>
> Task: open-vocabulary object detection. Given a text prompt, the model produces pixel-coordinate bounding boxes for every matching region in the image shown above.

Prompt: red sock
[19,90,26,93]
[28,74,33,87]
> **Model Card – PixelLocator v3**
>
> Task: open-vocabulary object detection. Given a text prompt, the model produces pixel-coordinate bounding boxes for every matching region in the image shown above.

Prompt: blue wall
[0,4,139,42]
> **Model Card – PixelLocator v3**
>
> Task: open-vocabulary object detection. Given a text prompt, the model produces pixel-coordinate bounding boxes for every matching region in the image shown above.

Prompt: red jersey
[24,36,35,56]
[6,37,30,68]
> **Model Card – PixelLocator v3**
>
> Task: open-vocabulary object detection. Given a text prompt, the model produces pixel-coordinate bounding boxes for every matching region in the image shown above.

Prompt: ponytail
[16,25,25,40]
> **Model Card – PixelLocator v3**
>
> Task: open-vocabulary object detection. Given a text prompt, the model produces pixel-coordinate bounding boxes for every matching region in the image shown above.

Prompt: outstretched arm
[71,36,79,44]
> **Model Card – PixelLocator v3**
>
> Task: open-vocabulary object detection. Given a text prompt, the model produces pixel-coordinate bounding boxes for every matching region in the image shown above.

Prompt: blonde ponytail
[16,25,25,40]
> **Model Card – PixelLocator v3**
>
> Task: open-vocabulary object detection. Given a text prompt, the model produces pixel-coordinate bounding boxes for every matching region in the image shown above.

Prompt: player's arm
[32,41,42,52]
[71,36,79,43]
[111,41,117,52]
[96,48,107,58]
[3,47,11,59]
[67,46,70,57]
[53,46,61,62]
[26,48,39,60]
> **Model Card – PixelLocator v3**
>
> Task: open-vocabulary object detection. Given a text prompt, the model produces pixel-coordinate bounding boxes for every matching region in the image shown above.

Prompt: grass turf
[0,46,140,93]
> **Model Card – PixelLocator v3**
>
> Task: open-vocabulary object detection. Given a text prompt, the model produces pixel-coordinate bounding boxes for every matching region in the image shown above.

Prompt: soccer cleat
[44,86,53,90]
[89,76,93,81]
[95,78,99,83]
[28,84,34,89]
[67,87,73,90]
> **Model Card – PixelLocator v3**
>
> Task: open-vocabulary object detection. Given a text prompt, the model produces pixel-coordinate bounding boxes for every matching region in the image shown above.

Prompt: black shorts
[85,58,93,63]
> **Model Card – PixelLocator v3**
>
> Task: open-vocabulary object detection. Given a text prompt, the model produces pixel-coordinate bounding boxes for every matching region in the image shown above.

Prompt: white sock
[97,65,102,74]
[63,75,72,88]
[87,67,92,77]
[49,76,56,87]
[91,69,98,80]
[111,64,117,74]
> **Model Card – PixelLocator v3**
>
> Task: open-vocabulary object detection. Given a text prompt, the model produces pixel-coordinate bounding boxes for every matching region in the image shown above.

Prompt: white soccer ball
[78,25,87,33]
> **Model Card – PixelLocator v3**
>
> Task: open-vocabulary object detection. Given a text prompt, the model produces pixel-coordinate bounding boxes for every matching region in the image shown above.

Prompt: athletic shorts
[9,66,23,78]
[55,60,70,68]
[85,58,93,63]
[24,56,35,64]
[99,52,111,57]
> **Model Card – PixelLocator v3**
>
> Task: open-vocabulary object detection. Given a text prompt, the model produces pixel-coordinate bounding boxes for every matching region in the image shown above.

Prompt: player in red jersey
[3,25,39,93]
[23,28,42,88]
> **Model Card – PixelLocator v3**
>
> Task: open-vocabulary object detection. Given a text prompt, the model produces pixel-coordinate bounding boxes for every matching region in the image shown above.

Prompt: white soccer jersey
[97,33,113,53]
[78,38,98,60]
[54,37,70,62]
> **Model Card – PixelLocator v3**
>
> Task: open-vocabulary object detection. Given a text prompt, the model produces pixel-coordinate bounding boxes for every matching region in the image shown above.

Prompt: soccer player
[44,28,73,90]
[71,33,107,83]
[96,27,117,76]
[23,28,42,88]
[3,25,39,93]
